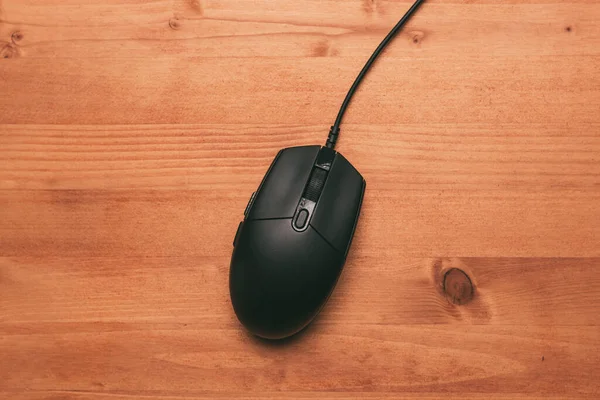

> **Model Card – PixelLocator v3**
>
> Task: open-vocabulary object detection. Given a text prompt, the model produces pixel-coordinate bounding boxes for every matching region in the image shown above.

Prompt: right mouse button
[310,153,365,255]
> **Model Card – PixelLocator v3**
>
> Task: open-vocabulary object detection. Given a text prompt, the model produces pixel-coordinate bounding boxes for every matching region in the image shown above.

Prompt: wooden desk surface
[1,1,600,399]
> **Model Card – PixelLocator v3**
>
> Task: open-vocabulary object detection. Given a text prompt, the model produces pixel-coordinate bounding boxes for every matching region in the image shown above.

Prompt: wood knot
[1,42,18,59]
[189,0,204,15]
[362,0,385,16]
[409,31,425,45]
[565,26,572,33]
[443,268,474,305]
[169,17,181,30]
[363,0,375,15]
[11,31,24,44]
[312,40,335,57]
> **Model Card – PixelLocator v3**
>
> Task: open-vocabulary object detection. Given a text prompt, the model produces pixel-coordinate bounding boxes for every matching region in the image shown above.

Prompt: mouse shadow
[245,322,316,347]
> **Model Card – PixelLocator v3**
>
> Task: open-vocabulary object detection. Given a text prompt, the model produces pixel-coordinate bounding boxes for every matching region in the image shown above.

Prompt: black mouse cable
[326,0,426,150]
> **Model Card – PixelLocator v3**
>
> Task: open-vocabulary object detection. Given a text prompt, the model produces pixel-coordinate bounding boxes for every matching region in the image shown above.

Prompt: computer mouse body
[230,145,365,339]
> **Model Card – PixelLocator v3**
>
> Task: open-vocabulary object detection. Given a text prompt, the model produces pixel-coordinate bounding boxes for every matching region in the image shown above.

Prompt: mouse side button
[310,153,365,255]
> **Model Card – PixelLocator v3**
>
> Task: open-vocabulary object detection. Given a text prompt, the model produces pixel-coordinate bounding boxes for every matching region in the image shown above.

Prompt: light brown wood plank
[1,319,598,395]
[1,56,598,125]
[2,124,600,191]
[2,3,599,59]
[1,189,600,258]
[2,256,600,326]
[1,257,599,397]
[0,395,593,400]
[2,2,599,127]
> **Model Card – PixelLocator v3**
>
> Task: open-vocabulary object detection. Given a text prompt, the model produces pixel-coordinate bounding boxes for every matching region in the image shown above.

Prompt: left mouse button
[248,146,320,220]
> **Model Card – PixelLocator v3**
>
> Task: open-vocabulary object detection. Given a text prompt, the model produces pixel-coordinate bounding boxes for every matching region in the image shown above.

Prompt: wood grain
[1,0,600,399]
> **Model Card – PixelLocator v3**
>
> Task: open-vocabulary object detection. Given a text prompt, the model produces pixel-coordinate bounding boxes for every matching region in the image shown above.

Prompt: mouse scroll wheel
[303,167,328,202]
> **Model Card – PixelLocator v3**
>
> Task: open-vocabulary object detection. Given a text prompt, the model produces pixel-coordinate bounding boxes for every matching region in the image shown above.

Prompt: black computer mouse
[229,145,365,339]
